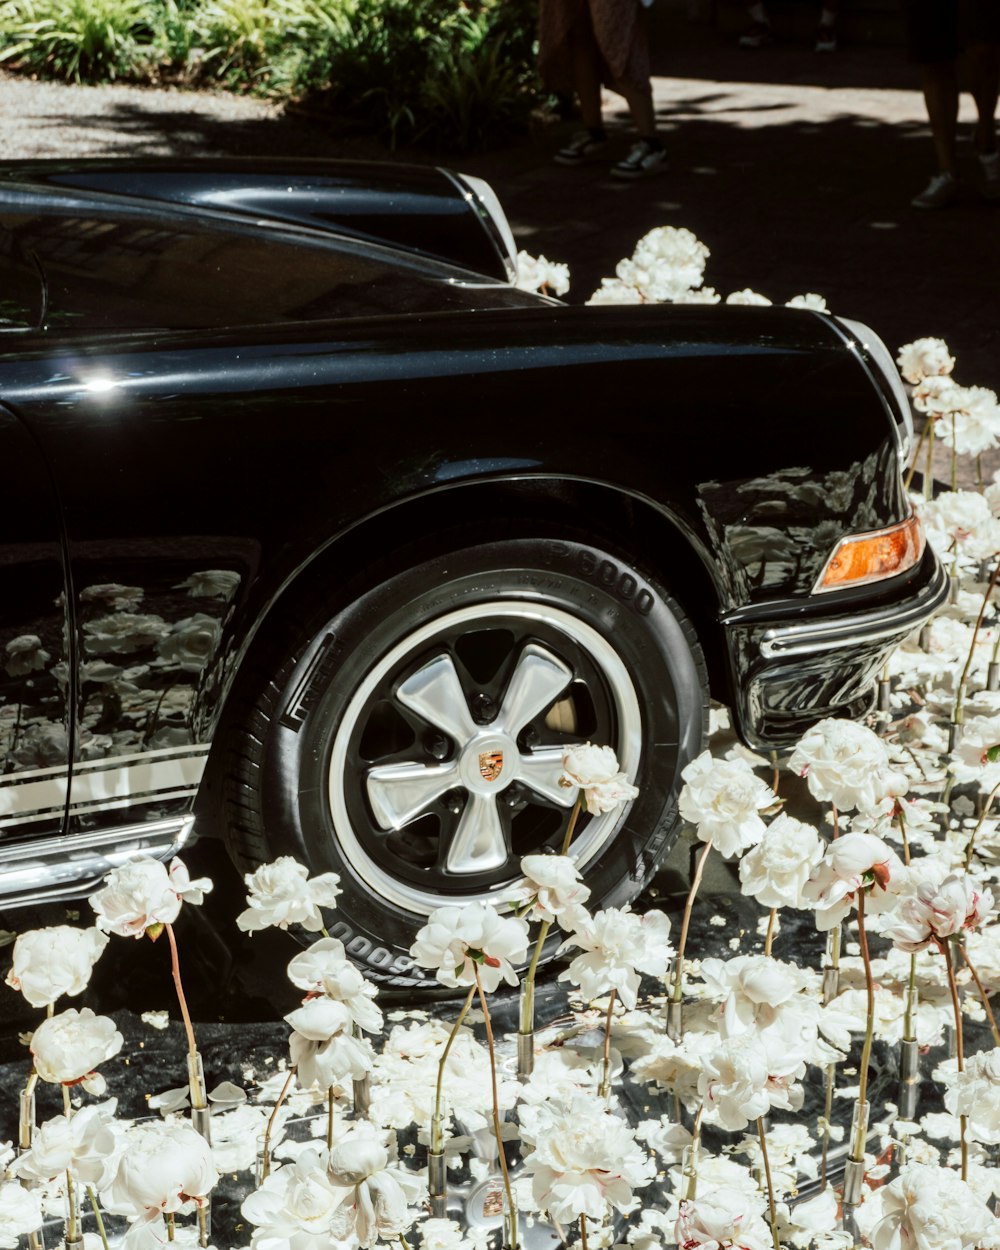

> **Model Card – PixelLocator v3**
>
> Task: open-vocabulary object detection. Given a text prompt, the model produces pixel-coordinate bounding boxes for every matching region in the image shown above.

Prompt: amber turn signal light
[814,515,925,593]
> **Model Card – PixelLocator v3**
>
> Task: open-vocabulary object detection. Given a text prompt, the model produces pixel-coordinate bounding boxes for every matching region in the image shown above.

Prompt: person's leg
[967,42,999,154]
[920,60,960,175]
[615,76,656,140]
[567,8,604,130]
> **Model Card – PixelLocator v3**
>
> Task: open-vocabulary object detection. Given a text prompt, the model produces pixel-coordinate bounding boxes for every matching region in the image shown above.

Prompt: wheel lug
[443,789,465,815]
[519,725,539,749]
[426,733,450,761]
[471,693,497,723]
[503,784,522,809]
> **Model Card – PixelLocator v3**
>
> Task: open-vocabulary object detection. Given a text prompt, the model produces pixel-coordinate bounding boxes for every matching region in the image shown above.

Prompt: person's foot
[911,171,959,209]
[975,150,1000,202]
[554,129,609,166]
[611,138,667,180]
[738,19,773,47]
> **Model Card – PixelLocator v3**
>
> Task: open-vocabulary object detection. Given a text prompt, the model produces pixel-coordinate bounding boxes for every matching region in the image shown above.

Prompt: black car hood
[0,182,539,335]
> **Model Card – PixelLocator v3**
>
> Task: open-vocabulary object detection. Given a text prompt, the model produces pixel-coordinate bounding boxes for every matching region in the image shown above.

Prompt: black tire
[223,536,708,988]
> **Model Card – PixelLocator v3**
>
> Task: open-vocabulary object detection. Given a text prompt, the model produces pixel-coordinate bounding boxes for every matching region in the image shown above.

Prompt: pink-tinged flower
[883,871,994,952]
[675,1188,773,1250]
[90,856,209,939]
[521,1093,655,1222]
[237,857,341,933]
[30,1007,123,1094]
[737,813,824,910]
[788,720,896,814]
[559,743,638,815]
[557,906,673,1009]
[5,925,108,1008]
[409,902,528,993]
[512,854,591,924]
[803,832,902,931]
[697,1033,772,1131]
[678,751,775,859]
[943,1047,1000,1145]
[896,337,955,385]
[104,1121,217,1222]
[870,1162,1000,1250]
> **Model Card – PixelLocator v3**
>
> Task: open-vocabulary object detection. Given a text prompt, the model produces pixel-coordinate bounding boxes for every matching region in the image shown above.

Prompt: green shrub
[189,0,318,90]
[0,0,153,81]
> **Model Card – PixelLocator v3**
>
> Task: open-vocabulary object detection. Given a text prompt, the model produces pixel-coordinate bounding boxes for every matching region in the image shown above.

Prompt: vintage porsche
[0,158,945,984]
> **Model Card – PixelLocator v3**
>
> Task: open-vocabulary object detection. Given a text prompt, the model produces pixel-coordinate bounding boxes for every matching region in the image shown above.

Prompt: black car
[0,158,946,984]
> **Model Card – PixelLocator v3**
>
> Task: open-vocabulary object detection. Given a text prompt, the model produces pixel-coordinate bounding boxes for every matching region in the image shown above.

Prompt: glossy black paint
[0,159,942,865]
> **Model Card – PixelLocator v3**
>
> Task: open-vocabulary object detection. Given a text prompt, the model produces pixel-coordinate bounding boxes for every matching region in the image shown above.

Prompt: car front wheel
[224,536,708,987]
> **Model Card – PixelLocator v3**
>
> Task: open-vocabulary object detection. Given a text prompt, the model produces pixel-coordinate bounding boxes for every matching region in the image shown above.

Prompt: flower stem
[579,1213,588,1250]
[941,939,968,1180]
[926,419,935,502]
[519,919,551,1035]
[164,922,205,1109]
[65,1171,79,1244]
[86,1185,110,1250]
[18,1071,38,1150]
[475,968,518,1250]
[683,1105,705,1200]
[327,1085,335,1150]
[957,942,1000,1047]
[671,840,713,1005]
[755,1118,781,1250]
[819,1061,835,1188]
[260,1065,296,1180]
[904,419,931,492]
[561,794,583,854]
[965,779,1000,869]
[432,983,476,1153]
[764,908,778,957]
[954,560,1000,729]
[599,989,617,1097]
[951,413,958,492]
[852,891,875,1163]
[903,953,918,1042]
[166,1213,176,1243]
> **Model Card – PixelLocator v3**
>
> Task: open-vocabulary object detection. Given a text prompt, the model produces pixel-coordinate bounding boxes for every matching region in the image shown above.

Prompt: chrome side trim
[0,815,194,907]
[758,560,948,658]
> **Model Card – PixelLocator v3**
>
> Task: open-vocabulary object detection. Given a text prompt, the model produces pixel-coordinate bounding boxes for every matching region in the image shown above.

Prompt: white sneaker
[611,139,667,180]
[554,131,609,166]
[911,172,958,209]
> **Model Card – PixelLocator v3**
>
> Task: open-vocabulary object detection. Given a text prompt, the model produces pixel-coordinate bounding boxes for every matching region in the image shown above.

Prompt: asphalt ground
[0,21,997,394]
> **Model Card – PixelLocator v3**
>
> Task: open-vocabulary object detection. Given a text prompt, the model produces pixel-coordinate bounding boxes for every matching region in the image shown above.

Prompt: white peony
[5,925,109,1008]
[236,857,342,933]
[933,385,1000,457]
[923,490,1000,564]
[515,251,570,297]
[896,337,955,384]
[326,1122,423,1246]
[286,938,383,1034]
[513,853,591,923]
[521,1092,655,1222]
[738,813,825,909]
[586,279,644,305]
[409,902,528,993]
[725,289,772,306]
[883,870,994,952]
[943,1047,1000,1145]
[559,742,638,814]
[104,1121,217,1220]
[675,1188,774,1250]
[558,906,673,1009]
[788,719,895,813]
[242,1148,341,1250]
[678,751,775,858]
[14,1100,118,1186]
[786,293,828,311]
[870,1162,1000,1250]
[803,832,902,930]
[699,1031,801,1131]
[90,856,209,938]
[286,997,375,1090]
[30,1007,123,1092]
[0,1180,43,1250]
[632,226,710,291]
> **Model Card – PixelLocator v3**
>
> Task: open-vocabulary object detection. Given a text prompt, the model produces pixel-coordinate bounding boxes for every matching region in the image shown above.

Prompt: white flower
[286,998,375,1089]
[157,614,222,671]
[944,1048,1000,1145]
[521,1093,655,1222]
[286,938,383,1033]
[236,857,342,933]
[896,337,955,385]
[558,907,673,1009]
[14,1100,118,1185]
[913,373,960,416]
[870,1162,1000,1250]
[933,385,1000,457]
[174,569,241,600]
[327,1122,422,1246]
[513,854,591,923]
[515,251,570,297]
[30,1007,123,1091]
[90,856,205,938]
[738,813,825,909]
[0,1180,43,1250]
[675,1188,774,1250]
[5,925,109,1008]
[789,719,899,813]
[5,634,51,677]
[786,292,828,311]
[923,490,1000,564]
[678,751,775,858]
[559,743,638,814]
[725,289,772,306]
[409,902,528,993]
[675,286,721,304]
[698,1033,776,1131]
[883,871,994,952]
[242,1148,342,1250]
[631,226,710,292]
[803,832,902,930]
[104,1121,216,1221]
[586,279,644,305]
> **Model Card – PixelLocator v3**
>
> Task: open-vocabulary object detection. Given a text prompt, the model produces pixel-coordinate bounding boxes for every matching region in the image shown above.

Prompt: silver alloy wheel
[326,601,642,915]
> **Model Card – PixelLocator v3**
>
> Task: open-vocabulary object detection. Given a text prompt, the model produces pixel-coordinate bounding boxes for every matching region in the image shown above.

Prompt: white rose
[5,925,109,1008]
[0,1180,43,1250]
[738,814,824,909]
[896,337,955,385]
[409,902,528,993]
[236,856,341,933]
[90,858,183,937]
[30,1007,123,1090]
[558,907,672,1009]
[678,751,774,858]
[514,854,591,923]
[104,1121,217,1219]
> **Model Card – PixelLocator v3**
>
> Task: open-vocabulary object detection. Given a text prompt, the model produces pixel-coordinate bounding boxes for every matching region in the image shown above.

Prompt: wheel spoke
[445,793,508,873]
[366,759,460,830]
[518,745,577,807]
[497,644,572,738]
[395,654,478,744]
